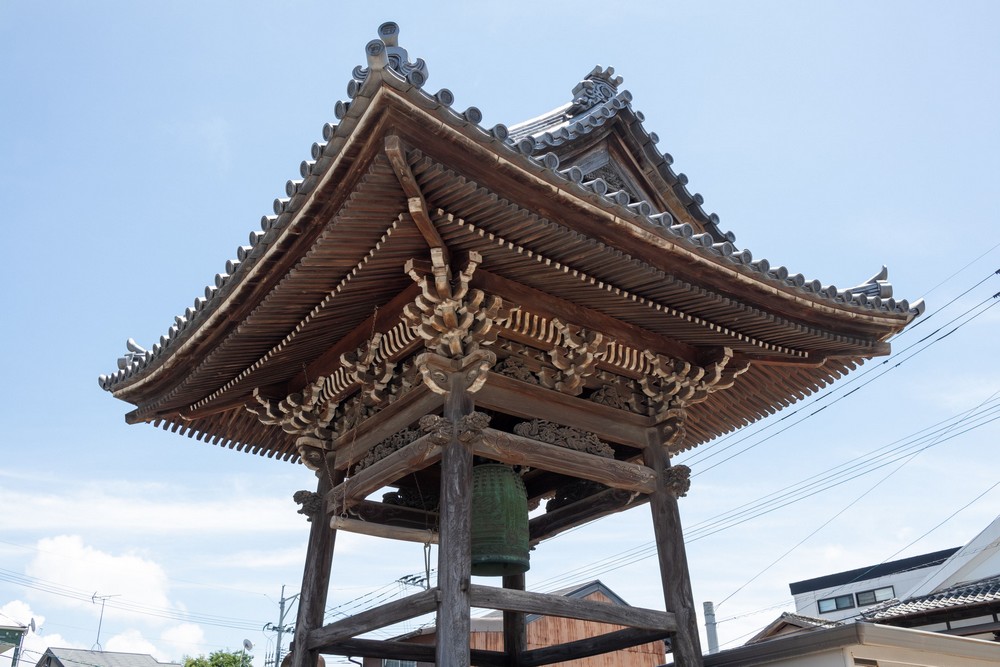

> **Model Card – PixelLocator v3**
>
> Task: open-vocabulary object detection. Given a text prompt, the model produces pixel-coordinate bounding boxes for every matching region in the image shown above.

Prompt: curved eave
[100,59,922,447]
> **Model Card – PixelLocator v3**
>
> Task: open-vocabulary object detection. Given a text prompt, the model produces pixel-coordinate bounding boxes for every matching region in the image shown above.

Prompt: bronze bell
[470,464,530,576]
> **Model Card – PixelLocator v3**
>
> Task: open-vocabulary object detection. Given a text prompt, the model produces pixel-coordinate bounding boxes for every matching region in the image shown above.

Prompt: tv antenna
[91,593,120,650]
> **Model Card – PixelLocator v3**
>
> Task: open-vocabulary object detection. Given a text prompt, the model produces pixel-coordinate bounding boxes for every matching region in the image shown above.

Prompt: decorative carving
[495,356,540,384]
[295,435,334,472]
[341,334,396,406]
[415,350,495,395]
[541,320,609,396]
[546,479,608,511]
[512,419,615,458]
[569,66,623,113]
[419,411,491,446]
[584,164,637,201]
[640,347,749,420]
[383,485,439,511]
[588,381,642,413]
[352,428,422,474]
[249,381,338,439]
[293,490,324,522]
[403,248,514,360]
[663,465,692,498]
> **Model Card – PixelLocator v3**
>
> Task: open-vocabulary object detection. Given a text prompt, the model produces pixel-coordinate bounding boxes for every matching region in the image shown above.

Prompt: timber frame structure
[101,23,923,667]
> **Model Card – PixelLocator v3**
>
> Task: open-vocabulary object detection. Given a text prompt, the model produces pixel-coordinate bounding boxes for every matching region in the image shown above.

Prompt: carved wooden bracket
[249,382,338,440]
[402,248,515,359]
[663,465,692,498]
[640,347,749,420]
[293,490,324,522]
[295,435,336,472]
[416,349,495,395]
[541,320,609,396]
[340,333,396,406]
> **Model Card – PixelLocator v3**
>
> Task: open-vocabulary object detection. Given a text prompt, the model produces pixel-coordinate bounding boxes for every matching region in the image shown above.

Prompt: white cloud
[160,624,205,661]
[25,536,173,623]
[0,484,301,537]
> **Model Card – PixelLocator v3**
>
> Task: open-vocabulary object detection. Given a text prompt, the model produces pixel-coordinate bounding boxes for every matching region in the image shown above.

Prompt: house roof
[37,648,180,667]
[98,22,923,462]
[672,622,1000,667]
[862,573,1000,623]
[743,612,842,645]
[788,547,960,595]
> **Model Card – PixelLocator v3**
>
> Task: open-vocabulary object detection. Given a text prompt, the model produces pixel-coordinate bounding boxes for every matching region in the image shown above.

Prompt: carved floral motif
[512,419,614,458]
[352,428,422,474]
[495,356,540,384]
[664,465,692,498]
[419,411,491,446]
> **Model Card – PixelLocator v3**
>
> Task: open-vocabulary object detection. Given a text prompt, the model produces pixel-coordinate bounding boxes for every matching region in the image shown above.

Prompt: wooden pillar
[291,471,340,667]
[502,573,527,666]
[436,370,474,666]
[644,424,703,666]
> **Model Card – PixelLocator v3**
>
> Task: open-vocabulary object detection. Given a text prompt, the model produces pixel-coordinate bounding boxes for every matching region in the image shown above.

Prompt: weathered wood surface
[476,372,650,447]
[306,588,437,649]
[645,426,703,666]
[332,387,442,470]
[290,473,338,667]
[519,628,671,667]
[502,573,527,666]
[529,488,645,545]
[437,370,475,666]
[475,428,656,494]
[468,585,676,631]
[330,516,437,544]
[329,433,441,511]
[384,135,448,253]
[352,498,437,530]
[321,638,508,666]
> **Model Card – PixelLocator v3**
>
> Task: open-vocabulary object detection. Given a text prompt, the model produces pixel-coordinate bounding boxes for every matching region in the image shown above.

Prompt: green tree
[183,649,253,667]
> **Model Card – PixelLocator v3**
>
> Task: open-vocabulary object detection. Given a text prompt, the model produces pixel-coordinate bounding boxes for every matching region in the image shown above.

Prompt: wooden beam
[329,434,442,511]
[331,516,438,544]
[476,373,650,448]
[645,425,704,666]
[529,488,646,545]
[502,573,527,666]
[305,589,437,650]
[352,499,438,531]
[333,387,442,470]
[475,428,656,495]
[290,472,339,667]
[520,628,671,667]
[319,638,508,667]
[468,585,676,631]
[385,134,448,253]
[436,369,475,666]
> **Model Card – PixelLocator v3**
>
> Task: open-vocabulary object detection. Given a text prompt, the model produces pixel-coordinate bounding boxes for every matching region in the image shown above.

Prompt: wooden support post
[291,471,340,667]
[436,369,474,666]
[644,423,703,666]
[502,573,527,666]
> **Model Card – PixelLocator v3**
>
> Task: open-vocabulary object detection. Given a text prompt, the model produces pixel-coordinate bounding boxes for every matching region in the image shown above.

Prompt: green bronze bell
[470,464,530,576]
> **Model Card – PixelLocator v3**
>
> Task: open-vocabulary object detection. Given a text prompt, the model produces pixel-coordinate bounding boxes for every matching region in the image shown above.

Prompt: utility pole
[263,585,299,667]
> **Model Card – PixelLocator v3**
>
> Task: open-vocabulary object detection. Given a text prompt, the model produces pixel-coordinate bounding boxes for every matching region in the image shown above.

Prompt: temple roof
[98,23,923,461]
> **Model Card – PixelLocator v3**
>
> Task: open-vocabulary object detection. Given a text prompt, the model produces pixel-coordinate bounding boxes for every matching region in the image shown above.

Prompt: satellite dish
[242,639,253,652]
[29,619,35,633]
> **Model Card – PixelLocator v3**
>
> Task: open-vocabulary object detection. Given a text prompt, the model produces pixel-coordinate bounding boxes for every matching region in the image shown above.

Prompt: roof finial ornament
[352,22,428,88]
[570,66,624,112]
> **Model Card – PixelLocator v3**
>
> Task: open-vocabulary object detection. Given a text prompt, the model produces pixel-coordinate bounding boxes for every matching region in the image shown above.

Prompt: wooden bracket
[385,135,448,257]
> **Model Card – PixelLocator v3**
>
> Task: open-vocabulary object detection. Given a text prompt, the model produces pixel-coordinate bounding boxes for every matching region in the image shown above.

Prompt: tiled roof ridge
[862,573,1000,620]
[98,22,924,394]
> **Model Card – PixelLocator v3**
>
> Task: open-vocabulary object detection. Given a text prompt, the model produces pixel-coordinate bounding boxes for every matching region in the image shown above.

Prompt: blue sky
[1,1,998,664]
